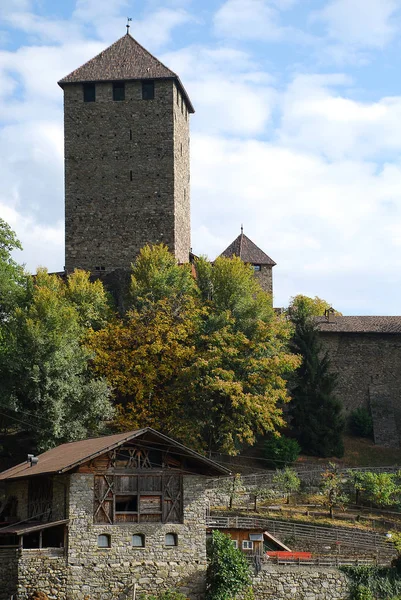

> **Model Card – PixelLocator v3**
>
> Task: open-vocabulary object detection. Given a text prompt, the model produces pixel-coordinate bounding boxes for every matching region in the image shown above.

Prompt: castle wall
[254,264,273,295]
[173,83,191,264]
[319,332,401,438]
[64,79,190,273]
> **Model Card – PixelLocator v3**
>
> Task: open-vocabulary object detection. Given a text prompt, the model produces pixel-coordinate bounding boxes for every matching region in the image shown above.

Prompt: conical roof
[58,33,194,113]
[219,231,276,266]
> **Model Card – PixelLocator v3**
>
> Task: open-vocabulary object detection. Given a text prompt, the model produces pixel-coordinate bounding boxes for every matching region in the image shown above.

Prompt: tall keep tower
[59,33,194,274]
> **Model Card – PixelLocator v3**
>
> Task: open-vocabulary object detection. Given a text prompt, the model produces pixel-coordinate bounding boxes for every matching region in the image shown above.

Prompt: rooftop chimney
[325,308,336,323]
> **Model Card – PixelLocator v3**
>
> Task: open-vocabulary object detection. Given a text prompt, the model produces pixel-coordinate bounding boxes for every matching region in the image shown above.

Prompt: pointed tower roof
[219,230,276,266]
[58,33,194,113]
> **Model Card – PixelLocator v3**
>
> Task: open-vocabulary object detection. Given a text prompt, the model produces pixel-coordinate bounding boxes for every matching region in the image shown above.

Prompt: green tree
[289,298,345,458]
[0,218,28,321]
[263,434,300,468]
[289,294,342,317]
[320,462,348,518]
[219,474,244,510]
[356,472,399,508]
[252,483,276,512]
[89,246,300,455]
[206,530,251,600]
[130,244,197,310]
[272,467,300,504]
[64,269,114,330]
[0,270,113,450]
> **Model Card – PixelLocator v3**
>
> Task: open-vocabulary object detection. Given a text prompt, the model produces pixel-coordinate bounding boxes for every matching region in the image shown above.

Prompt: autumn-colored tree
[87,295,202,442]
[88,245,300,454]
[289,294,342,318]
[183,311,299,454]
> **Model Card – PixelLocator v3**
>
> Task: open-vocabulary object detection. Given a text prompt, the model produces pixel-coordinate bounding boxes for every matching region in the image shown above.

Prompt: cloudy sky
[1,0,401,313]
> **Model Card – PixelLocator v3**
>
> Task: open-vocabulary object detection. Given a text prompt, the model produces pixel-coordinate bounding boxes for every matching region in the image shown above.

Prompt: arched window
[165,533,178,547]
[97,534,111,548]
[132,534,145,548]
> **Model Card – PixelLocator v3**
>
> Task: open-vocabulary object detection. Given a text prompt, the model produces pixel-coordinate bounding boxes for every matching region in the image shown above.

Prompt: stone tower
[219,229,276,295]
[58,33,194,274]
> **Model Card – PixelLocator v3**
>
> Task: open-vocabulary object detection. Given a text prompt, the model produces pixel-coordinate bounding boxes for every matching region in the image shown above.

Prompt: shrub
[206,530,251,600]
[263,435,300,468]
[349,408,373,438]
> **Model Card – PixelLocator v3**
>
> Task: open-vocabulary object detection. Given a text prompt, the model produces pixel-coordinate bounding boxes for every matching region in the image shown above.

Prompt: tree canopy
[0,268,114,450]
[89,244,299,454]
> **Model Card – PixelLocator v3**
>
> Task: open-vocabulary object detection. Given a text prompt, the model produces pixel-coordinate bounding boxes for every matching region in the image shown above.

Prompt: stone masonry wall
[319,332,401,442]
[17,550,67,600]
[9,473,208,600]
[254,265,273,296]
[65,472,208,599]
[64,78,191,273]
[0,548,18,600]
[173,83,191,264]
[249,564,350,600]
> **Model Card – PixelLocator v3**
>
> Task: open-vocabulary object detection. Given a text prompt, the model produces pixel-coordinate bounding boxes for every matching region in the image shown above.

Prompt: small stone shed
[0,427,229,600]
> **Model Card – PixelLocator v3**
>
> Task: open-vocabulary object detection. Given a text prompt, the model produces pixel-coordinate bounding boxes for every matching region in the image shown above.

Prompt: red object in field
[266,551,312,560]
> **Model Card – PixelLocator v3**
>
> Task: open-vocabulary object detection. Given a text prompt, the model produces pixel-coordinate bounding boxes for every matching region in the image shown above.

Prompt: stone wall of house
[250,564,350,600]
[319,332,401,446]
[8,473,209,600]
[65,472,208,599]
[17,549,67,599]
[0,548,18,600]
[64,77,191,274]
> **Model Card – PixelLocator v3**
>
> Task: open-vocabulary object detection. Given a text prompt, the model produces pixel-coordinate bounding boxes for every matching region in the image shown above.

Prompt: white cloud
[278,73,401,160]
[191,132,401,312]
[214,0,291,41]
[314,0,400,50]
[1,202,64,274]
[163,45,276,135]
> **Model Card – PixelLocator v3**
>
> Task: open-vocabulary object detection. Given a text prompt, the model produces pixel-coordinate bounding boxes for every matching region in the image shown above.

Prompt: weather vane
[126,17,132,34]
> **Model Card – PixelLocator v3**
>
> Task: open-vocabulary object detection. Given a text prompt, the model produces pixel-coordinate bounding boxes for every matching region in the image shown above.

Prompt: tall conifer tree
[290,300,345,458]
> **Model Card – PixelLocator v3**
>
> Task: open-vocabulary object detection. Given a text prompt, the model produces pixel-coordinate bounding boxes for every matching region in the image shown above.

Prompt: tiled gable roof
[315,316,401,334]
[0,428,230,481]
[58,33,194,113]
[219,232,276,266]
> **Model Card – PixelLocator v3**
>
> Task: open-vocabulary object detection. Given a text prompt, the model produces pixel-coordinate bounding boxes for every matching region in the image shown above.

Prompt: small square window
[83,83,96,103]
[113,82,125,101]
[253,264,261,272]
[165,533,177,546]
[98,534,111,548]
[132,534,145,547]
[231,540,238,549]
[242,540,253,550]
[142,81,155,100]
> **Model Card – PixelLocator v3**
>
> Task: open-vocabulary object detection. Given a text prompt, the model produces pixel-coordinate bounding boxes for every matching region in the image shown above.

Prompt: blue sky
[1,0,401,314]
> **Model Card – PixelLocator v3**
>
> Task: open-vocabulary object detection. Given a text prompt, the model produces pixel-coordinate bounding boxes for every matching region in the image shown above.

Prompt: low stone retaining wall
[250,564,350,600]
[0,548,18,600]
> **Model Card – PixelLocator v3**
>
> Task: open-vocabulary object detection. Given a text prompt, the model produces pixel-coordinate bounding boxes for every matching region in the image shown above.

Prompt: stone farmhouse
[0,427,229,600]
